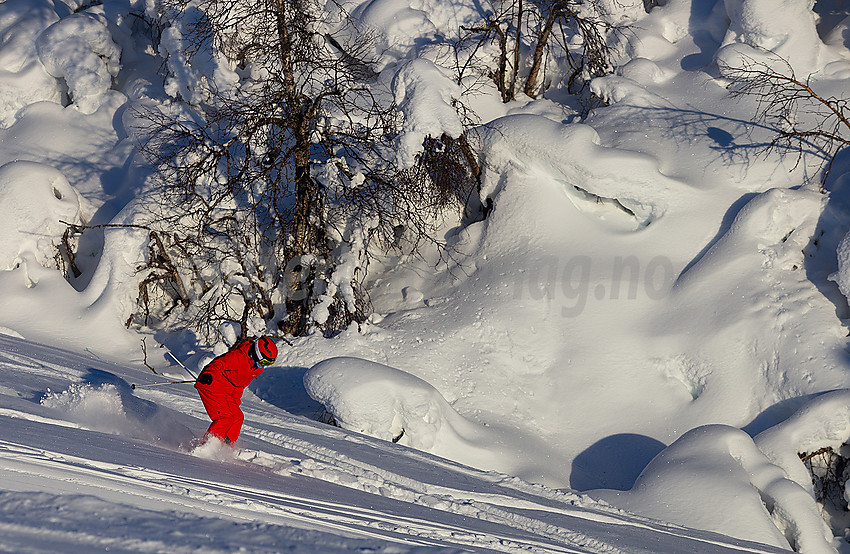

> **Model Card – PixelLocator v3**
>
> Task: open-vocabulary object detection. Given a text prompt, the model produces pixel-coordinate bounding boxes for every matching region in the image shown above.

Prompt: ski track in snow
[0,435,585,553]
[0,431,783,554]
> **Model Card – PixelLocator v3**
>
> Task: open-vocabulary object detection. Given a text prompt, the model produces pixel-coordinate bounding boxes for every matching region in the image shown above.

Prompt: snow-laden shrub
[392,58,464,170]
[831,232,850,304]
[127,0,474,341]
[755,389,850,536]
[0,161,82,271]
[0,0,62,126]
[715,0,835,77]
[593,424,834,553]
[304,357,482,451]
[35,9,121,114]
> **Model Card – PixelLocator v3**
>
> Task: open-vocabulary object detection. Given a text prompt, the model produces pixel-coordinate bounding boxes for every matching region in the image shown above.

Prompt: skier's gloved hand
[197,372,213,385]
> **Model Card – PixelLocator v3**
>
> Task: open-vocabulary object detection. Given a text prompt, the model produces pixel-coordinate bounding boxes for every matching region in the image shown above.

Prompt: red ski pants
[196,382,245,443]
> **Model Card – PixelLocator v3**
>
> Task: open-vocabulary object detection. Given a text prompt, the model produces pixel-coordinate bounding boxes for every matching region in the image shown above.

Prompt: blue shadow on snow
[570,433,666,492]
[250,365,325,419]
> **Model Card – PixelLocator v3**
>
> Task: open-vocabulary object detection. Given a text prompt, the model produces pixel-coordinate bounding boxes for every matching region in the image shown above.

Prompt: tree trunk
[281,128,323,335]
[523,9,556,98]
[274,0,322,335]
[275,0,296,98]
[507,0,522,101]
[494,24,508,103]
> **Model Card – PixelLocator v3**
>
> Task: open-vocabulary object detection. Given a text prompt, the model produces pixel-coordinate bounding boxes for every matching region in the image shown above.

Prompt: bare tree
[722,54,850,187]
[454,0,620,104]
[129,0,474,341]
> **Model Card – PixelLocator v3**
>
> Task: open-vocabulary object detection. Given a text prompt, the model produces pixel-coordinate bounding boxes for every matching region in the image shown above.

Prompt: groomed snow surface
[7,0,850,552]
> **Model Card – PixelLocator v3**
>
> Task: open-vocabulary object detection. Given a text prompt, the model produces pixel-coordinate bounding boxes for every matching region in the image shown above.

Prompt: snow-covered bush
[0,0,62,126]
[392,58,464,170]
[593,424,834,553]
[127,0,475,343]
[452,0,622,105]
[304,356,479,449]
[0,161,83,271]
[755,390,850,536]
[710,0,850,191]
[36,8,121,114]
[715,0,830,77]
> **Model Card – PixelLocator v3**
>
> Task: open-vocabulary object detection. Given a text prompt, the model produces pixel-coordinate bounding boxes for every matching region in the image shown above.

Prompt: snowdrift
[304,356,562,484]
[593,424,833,553]
[0,160,82,271]
[0,0,61,127]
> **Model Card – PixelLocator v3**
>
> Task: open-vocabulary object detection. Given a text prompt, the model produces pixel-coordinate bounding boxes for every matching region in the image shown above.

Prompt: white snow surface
[5,0,850,552]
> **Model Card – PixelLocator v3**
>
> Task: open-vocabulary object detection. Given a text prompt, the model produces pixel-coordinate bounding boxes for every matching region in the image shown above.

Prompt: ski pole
[130,379,196,390]
[164,348,198,380]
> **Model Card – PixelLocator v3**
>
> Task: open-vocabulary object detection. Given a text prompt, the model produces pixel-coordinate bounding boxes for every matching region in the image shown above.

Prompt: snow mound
[35,9,120,114]
[392,58,464,169]
[304,356,566,486]
[830,234,850,305]
[476,114,680,222]
[675,187,823,288]
[40,382,194,447]
[305,356,479,449]
[592,424,833,554]
[355,0,437,63]
[0,181,150,353]
[0,0,61,126]
[0,160,82,271]
[755,389,850,494]
[80,204,152,327]
[715,0,838,76]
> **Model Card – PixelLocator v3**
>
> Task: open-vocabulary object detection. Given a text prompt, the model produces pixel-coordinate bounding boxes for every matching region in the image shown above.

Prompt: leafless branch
[723,53,850,187]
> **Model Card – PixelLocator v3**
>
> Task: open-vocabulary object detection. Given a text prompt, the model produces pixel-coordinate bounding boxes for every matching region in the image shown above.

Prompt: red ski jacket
[200,341,264,390]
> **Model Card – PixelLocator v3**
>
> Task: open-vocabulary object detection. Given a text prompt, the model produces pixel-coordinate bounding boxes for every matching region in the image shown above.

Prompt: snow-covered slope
[6,0,850,551]
[0,333,790,553]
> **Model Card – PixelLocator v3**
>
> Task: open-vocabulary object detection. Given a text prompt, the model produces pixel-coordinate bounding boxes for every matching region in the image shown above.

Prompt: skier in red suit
[194,336,277,445]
